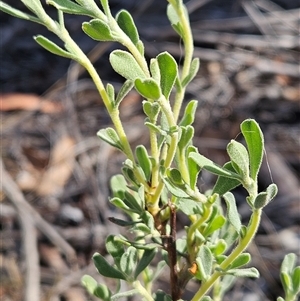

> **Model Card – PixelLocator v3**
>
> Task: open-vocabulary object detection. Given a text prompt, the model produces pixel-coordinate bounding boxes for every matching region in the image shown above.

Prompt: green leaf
[123,191,143,214]
[34,35,74,59]
[241,119,264,180]
[135,78,161,100]
[223,192,242,234]
[225,267,259,278]
[212,162,241,195]
[93,252,126,280]
[136,145,152,182]
[187,146,201,190]
[253,183,278,209]
[134,248,156,279]
[110,50,146,81]
[178,126,194,151]
[110,197,132,214]
[116,9,139,45]
[203,215,226,236]
[179,100,198,126]
[292,266,300,295]
[0,2,42,24]
[166,4,183,37]
[281,253,296,275]
[106,83,115,104]
[97,127,124,151]
[81,275,98,296]
[143,101,160,120]
[229,253,251,270]
[106,235,124,266]
[196,246,213,281]
[182,58,200,87]
[93,284,111,300]
[47,0,94,16]
[213,239,227,256]
[82,19,114,41]
[150,58,160,82]
[120,246,137,276]
[115,80,134,107]
[227,140,250,180]
[189,152,242,180]
[110,174,127,198]
[157,52,178,99]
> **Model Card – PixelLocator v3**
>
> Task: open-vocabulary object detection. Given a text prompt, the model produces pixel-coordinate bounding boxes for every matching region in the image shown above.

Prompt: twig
[242,0,277,36]
[1,158,40,301]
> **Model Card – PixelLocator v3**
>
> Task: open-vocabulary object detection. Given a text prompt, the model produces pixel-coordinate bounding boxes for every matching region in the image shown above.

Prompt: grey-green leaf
[225,267,259,278]
[229,253,251,270]
[157,52,178,99]
[254,183,278,209]
[223,192,241,234]
[179,100,198,126]
[136,145,152,181]
[189,152,242,180]
[196,245,213,281]
[110,50,146,81]
[0,2,42,24]
[47,0,95,17]
[116,9,139,45]
[115,80,134,107]
[212,162,241,195]
[182,58,200,87]
[34,35,74,59]
[120,246,137,276]
[227,140,250,180]
[93,252,126,280]
[97,127,123,151]
[187,146,201,190]
[241,119,264,180]
[134,248,156,279]
[82,19,114,41]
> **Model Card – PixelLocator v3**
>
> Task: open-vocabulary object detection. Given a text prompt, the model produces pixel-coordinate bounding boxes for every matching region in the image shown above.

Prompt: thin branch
[1,158,40,301]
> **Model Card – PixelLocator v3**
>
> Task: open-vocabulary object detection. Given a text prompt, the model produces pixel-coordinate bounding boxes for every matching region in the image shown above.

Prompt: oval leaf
[182,58,200,87]
[135,78,161,100]
[93,252,126,280]
[229,253,251,270]
[227,140,250,180]
[223,192,242,234]
[116,9,139,45]
[157,52,178,99]
[241,119,264,180]
[110,50,146,81]
[212,162,241,195]
[134,248,156,279]
[135,145,152,181]
[82,19,114,41]
[97,127,123,151]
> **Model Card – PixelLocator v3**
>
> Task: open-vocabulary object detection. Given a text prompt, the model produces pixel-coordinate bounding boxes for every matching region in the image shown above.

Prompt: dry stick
[254,0,299,32]
[242,0,277,36]
[1,158,40,301]
[0,159,78,266]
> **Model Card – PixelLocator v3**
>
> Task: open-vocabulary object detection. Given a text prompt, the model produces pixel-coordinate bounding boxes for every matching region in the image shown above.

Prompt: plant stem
[132,280,154,301]
[191,208,262,301]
